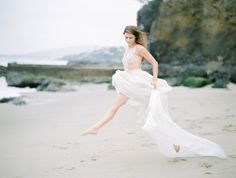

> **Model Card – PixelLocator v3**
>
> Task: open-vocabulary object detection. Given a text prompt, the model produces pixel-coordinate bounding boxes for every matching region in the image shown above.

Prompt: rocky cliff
[138,0,236,87]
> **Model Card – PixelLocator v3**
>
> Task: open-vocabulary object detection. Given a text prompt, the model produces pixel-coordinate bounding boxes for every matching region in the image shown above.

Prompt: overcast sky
[0,0,142,54]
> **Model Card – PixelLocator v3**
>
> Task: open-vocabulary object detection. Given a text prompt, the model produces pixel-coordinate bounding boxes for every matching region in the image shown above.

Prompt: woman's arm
[137,45,158,88]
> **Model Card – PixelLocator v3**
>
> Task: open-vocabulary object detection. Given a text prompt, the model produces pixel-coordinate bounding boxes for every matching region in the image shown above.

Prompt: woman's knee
[110,93,128,111]
[112,100,127,111]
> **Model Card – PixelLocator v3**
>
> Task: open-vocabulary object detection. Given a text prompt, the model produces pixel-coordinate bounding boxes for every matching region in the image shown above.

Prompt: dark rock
[230,69,236,83]
[6,72,41,88]
[208,70,230,88]
[212,78,228,88]
[0,66,7,77]
[6,72,67,92]
[11,97,27,105]
[137,0,162,33]
[0,96,27,105]
[37,79,66,92]
[0,97,16,103]
[107,82,115,90]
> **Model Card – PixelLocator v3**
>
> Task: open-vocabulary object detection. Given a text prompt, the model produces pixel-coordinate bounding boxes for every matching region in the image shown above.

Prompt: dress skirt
[112,69,227,159]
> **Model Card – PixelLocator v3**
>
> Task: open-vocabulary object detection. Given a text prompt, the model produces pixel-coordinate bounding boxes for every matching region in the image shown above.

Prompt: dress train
[112,69,227,159]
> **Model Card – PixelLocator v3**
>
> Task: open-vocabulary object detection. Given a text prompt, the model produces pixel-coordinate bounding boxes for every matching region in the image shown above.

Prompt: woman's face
[124,32,136,47]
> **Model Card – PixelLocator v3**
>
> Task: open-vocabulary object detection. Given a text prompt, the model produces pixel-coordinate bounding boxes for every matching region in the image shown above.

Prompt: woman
[82,25,226,158]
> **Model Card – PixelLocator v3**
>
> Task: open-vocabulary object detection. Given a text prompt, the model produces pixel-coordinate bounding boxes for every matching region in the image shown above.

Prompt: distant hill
[0,45,102,59]
[61,46,125,67]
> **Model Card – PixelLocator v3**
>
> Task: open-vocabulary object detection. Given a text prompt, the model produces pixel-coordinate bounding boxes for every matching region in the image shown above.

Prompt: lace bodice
[122,45,142,70]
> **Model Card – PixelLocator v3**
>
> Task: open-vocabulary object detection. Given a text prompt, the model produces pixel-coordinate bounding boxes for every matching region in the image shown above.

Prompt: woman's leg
[81,93,129,135]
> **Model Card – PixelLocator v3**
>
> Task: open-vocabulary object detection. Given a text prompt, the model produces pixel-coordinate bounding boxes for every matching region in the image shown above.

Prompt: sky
[0,0,143,54]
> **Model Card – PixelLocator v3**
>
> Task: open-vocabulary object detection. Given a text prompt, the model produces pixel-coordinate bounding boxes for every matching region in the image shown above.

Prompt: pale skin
[81,32,180,153]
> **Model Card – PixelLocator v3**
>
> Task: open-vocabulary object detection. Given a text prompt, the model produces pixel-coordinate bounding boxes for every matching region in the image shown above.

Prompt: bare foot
[81,128,98,136]
[173,144,180,153]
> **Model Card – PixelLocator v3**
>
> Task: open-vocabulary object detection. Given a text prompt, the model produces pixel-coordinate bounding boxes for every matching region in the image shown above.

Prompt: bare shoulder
[135,44,145,51]
[135,44,146,54]
[135,44,155,61]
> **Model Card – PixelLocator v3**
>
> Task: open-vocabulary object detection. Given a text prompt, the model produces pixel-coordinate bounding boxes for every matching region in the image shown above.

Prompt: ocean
[0,57,68,67]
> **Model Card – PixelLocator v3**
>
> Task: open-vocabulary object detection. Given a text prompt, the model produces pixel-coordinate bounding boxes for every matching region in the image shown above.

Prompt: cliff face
[138,0,236,86]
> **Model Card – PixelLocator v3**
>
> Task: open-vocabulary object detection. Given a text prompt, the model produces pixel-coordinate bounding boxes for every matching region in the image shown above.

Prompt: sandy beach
[0,83,236,178]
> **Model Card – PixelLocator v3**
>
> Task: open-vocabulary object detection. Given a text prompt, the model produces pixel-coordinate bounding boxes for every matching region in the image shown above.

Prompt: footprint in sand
[199,162,212,168]
[54,166,64,170]
[51,145,69,150]
[141,143,156,147]
[168,158,187,162]
[126,131,136,135]
[204,116,211,120]
[222,124,236,132]
[65,167,76,171]
[104,138,110,142]
[184,119,192,122]
[229,154,236,159]
[90,155,99,161]
[225,114,235,119]
[189,123,202,129]
[201,132,216,136]
[128,146,135,150]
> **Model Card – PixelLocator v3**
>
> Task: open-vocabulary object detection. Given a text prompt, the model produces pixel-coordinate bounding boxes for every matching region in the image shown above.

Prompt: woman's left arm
[138,45,158,88]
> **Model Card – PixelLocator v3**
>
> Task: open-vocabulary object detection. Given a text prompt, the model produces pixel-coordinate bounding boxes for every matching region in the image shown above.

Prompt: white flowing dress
[112,45,226,159]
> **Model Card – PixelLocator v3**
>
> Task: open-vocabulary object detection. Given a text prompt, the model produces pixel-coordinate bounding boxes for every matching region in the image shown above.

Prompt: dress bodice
[122,46,142,70]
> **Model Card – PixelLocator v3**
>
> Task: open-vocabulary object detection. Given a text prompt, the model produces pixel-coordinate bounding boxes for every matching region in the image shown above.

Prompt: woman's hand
[151,78,157,89]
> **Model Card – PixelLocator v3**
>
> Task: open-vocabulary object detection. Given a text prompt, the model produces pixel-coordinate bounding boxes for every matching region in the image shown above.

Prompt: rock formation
[138,0,236,87]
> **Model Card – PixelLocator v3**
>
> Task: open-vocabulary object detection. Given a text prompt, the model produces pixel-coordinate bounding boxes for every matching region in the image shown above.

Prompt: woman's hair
[123,25,147,63]
[123,25,147,48]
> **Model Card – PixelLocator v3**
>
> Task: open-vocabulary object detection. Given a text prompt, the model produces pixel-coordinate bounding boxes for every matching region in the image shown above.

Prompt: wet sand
[0,83,236,178]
